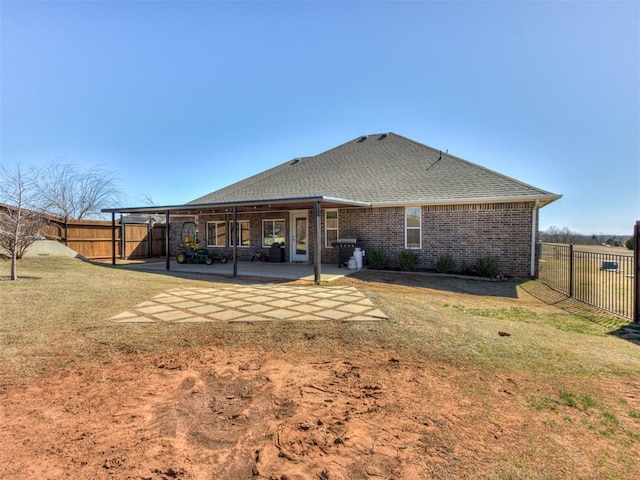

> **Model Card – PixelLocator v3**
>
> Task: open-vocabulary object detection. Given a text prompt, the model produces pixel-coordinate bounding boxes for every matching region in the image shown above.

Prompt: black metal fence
[538,243,636,321]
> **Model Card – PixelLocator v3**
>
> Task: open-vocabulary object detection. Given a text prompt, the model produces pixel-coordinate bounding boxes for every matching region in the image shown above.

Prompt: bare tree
[140,192,157,206]
[35,162,125,219]
[0,165,48,280]
[541,226,577,244]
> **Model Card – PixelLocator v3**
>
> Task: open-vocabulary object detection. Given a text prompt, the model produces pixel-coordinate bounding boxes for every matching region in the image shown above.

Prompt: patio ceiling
[101,195,371,216]
[102,195,371,285]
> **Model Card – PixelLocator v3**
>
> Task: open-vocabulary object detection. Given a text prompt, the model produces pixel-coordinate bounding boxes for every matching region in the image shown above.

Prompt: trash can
[269,243,285,262]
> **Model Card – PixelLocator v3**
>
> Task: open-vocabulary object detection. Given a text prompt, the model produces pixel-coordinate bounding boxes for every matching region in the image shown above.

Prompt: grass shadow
[351,269,521,298]
[521,280,637,343]
[0,275,43,281]
[610,323,640,346]
[91,259,293,287]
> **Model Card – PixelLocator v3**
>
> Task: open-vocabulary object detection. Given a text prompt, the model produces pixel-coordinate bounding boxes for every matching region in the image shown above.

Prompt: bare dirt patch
[2,345,639,480]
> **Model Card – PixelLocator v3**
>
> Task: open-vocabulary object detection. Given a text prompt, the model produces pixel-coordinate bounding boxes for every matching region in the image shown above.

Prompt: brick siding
[172,202,537,277]
[328,202,537,277]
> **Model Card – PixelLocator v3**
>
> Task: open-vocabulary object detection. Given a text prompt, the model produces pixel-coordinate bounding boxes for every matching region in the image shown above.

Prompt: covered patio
[102,195,370,285]
[117,259,357,283]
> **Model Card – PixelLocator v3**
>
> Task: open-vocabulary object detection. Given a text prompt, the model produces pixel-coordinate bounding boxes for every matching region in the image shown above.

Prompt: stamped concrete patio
[110,284,388,324]
[110,260,388,324]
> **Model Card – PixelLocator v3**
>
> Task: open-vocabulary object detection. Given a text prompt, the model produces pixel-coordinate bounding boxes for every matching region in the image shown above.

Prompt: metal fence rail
[539,243,635,320]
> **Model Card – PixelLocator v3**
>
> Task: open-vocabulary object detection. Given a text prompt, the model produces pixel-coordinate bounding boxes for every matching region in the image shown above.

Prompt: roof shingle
[190,133,560,207]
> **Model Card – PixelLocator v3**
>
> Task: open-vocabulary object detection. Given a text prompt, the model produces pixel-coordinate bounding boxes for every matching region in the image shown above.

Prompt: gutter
[371,193,562,209]
[530,199,540,277]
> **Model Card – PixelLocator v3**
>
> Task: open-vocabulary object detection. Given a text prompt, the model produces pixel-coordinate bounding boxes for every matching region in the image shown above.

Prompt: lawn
[1,257,639,479]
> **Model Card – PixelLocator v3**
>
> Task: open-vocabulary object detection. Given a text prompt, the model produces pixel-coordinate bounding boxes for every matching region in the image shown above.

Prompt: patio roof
[101,195,371,216]
[101,196,370,285]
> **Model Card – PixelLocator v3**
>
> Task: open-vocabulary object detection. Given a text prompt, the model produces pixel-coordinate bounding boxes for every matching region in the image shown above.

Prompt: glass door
[290,211,308,262]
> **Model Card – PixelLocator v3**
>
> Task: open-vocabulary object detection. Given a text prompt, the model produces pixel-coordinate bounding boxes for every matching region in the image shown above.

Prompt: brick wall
[172,202,538,277]
[332,202,537,277]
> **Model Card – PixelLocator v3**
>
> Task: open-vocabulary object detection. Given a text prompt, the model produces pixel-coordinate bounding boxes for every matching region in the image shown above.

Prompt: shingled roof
[190,133,560,207]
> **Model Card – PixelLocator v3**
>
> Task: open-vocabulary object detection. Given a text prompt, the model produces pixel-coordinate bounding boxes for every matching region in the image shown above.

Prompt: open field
[570,245,633,256]
[539,243,635,319]
[1,257,640,479]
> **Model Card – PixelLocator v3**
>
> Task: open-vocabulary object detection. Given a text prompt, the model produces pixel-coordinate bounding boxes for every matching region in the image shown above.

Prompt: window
[325,209,338,247]
[206,221,227,247]
[230,220,250,247]
[262,219,285,247]
[405,207,421,249]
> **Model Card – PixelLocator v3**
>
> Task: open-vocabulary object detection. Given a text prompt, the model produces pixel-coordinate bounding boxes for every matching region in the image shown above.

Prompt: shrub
[625,237,635,251]
[366,248,387,270]
[436,254,454,273]
[398,249,418,271]
[474,256,499,278]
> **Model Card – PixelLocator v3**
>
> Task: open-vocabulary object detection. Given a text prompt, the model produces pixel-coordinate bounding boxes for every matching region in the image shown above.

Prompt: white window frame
[230,220,250,247]
[405,206,422,249]
[206,221,227,247]
[325,209,339,247]
[262,219,286,247]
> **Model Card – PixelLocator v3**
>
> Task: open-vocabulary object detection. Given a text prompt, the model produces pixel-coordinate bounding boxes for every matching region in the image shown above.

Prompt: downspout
[530,199,539,277]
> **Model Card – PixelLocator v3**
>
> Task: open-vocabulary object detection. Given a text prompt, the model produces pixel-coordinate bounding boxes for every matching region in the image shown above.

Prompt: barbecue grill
[331,238,364,267]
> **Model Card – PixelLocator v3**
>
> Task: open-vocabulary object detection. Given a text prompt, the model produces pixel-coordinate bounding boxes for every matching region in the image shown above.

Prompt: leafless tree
[35,162,125,219]
[140,192,157,206]
[540,226,577,244]
[0,165,48,280]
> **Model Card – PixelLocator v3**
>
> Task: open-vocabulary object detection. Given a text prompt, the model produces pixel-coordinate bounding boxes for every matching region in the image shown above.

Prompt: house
[186,133,561,275]
[103,132,561,280]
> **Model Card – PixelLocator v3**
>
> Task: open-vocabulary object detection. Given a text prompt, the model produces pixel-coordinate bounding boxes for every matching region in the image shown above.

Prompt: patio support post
[314,201,321,285]
[111,213,116,265]
[232,206,238,278]
[165,210,170,271]
[121,216,126,260]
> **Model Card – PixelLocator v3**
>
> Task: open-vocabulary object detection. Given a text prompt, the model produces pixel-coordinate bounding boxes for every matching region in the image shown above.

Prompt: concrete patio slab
[118,259,359,283]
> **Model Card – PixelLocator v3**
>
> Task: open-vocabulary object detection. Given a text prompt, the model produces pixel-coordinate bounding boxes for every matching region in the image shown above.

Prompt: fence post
[147,222,152,258]
[121,219,126,260]
[569,243,574,298]
[111,213,116,266]
[634,221,639,323]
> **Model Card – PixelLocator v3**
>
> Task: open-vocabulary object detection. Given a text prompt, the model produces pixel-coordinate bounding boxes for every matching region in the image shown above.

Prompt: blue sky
[1,0,638,235]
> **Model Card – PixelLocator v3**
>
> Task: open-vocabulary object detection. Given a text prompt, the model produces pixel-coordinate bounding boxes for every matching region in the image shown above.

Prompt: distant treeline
[540,226,632,247]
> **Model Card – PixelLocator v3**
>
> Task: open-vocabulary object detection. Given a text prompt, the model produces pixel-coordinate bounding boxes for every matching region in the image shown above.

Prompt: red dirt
[1,345,634,479]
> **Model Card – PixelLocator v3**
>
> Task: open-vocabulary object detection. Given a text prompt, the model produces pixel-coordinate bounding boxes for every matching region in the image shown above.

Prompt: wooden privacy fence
[42,217,166,259]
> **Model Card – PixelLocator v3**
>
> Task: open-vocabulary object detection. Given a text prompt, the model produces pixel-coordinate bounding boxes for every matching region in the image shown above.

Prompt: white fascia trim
[371,194,562,208]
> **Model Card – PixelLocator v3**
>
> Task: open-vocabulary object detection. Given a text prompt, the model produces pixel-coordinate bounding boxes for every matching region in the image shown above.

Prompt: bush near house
[436,254,455,273]
[398,249,418,272]
[474,256,499,278]
[365,247,387,270]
